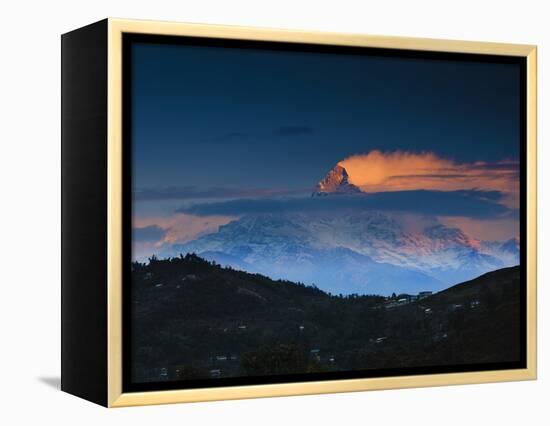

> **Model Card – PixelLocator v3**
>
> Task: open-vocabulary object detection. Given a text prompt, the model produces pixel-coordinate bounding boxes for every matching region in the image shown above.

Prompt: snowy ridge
[163,211,518,295]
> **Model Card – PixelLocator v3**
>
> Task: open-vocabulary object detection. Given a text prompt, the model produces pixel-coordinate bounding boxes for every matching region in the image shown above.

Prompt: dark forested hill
[130,254,522,383]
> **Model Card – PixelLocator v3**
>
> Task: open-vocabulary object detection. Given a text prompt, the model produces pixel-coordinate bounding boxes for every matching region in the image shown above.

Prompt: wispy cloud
[273,125,315,136]
[134,186,305,201]
[133,225,166,242]
[176,190,513,219]
[201,125,315,142]
[202,131,252,143]
[438,216,519,241]
[133,213,237,246]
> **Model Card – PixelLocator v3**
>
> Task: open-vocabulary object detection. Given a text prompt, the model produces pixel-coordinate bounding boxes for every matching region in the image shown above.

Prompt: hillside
[131,255,522,383]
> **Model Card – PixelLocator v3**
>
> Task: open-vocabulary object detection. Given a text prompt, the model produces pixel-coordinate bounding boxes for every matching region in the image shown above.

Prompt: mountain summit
[312,164,362,196]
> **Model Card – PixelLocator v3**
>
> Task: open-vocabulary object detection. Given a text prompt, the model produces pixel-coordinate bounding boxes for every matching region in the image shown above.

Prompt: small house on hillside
[181,274,197,282]
[310,349,321,362]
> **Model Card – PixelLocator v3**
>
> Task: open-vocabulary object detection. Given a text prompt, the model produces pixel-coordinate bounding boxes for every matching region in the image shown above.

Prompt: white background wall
[0,0,546,424]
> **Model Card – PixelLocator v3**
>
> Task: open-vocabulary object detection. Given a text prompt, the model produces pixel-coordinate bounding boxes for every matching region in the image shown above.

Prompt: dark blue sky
[131,41,521,191]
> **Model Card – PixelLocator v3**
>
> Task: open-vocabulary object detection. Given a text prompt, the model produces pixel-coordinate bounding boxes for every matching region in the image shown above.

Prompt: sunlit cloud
[133,213,237,247]
[438,216,519,241]
[338,150,519,208]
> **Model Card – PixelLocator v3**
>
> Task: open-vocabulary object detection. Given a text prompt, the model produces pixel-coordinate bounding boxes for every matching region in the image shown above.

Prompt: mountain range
[155,164,519,295]
[163,211,517,295]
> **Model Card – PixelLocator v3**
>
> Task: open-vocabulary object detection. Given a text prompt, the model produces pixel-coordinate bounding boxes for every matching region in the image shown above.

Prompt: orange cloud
[338,150,519,207]
[438,216,519,241]
[133,213,237,247]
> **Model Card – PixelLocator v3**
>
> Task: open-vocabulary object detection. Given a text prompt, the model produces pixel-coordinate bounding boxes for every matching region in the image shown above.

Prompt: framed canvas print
[61,18,537,407]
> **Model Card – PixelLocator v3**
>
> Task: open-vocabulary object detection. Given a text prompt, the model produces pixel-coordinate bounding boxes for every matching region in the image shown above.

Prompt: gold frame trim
[106,18,537,407]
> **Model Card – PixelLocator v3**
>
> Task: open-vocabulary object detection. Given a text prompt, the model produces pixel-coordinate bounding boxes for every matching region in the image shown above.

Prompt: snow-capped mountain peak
[162,209,519,296]
[150,165,519,296]
[312,164,362,196]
